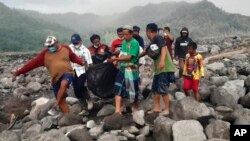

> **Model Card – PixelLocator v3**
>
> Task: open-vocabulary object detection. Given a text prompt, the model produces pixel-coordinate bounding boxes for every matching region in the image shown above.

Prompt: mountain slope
[0,2,74,52]
[18,0,250,39]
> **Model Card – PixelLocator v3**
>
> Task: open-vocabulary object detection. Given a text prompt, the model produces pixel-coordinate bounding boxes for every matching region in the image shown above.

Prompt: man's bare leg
[57,80,69,113]
[115,95,122,114]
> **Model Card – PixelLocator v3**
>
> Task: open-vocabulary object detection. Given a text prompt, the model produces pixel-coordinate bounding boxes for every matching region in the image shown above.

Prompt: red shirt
[165,37,174,60]
[110,38,123,55]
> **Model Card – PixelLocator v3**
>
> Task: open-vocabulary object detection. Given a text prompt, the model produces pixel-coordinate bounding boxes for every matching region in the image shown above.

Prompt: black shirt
[133,34,145,49]
[146,35,166,60]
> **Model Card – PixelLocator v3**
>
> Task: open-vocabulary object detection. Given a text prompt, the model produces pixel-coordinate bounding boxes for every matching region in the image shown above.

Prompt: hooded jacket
[174,27,193,59]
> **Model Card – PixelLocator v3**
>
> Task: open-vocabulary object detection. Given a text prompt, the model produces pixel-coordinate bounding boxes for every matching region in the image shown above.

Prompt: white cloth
[69,44,93,77]
[118,46,145,65]
[139,46,145,65]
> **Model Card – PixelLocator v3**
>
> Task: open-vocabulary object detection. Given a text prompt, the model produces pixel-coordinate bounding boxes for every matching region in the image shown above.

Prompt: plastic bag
[87,63,118,98]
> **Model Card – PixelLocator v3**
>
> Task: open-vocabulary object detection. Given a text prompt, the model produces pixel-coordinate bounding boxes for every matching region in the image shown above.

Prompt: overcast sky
[1,0,250,16]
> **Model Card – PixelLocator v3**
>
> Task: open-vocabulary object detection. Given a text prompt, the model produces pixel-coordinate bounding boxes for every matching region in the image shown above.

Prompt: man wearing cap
[174,27,193,77]
[108,25,140,114]
[69,34,93,111]
[133,25,145,49]
[12,36,84,113]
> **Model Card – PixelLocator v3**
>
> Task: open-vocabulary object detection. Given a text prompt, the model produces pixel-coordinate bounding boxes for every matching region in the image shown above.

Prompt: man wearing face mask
[110,27,124,57]
[88,34,112,64]
[69,34,93,111]
[12,36,84,113]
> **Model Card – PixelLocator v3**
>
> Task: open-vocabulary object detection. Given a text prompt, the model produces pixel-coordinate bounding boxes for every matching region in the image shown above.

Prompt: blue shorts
[52,73,73,98]
[152,72,174,95]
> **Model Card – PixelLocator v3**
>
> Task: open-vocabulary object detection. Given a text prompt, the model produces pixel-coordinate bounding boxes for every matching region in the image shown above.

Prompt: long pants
[179,58,185,77]
[72,73,90,101]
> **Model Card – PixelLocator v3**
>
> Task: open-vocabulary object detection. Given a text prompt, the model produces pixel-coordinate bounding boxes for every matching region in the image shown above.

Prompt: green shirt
[120,38,139,68]
[148,35,175,75]
[154,49,176,75]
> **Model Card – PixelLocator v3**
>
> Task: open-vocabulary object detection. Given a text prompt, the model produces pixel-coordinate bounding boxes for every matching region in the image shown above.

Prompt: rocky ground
[0,36,250,141]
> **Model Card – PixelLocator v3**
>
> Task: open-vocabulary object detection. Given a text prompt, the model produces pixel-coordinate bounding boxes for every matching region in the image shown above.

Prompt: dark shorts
[52,73,73,98]
[152,72,174,95]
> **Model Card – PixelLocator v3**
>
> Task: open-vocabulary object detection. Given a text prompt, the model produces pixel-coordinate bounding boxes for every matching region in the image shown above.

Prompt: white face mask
[118,37,124,40]
[93,45,99,48]
[74,44,81,49]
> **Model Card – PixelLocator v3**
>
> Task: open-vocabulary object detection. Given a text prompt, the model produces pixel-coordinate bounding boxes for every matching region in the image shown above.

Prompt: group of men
[11,23,204,118]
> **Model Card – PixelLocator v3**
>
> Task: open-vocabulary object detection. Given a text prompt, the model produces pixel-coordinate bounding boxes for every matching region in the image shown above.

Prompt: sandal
[147,109,162,114]
[159,110,169,116]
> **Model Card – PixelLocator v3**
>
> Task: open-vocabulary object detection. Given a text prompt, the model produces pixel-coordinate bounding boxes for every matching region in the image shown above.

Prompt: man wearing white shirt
[69,34,93,110]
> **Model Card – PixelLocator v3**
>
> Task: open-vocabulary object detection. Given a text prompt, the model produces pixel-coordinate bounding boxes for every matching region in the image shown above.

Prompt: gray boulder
[239,92,250,107]
[28,97,55,120]
[0,77,12,88]
[207,62,225,73]
[210,76,229,86]
[234,117,250,125]
[132,110,145,126]
[172,120,207,141]
[89,125,104,139]
[23,129,70,141]
[170,97,211,120]
[97,134,119,141]
[22,124,42,140]
[205,120,230,139]
[40,116,57,131]
[231,108,250,121]
[140,125,150,136]
[245,75,250,87]
[103,113,123,131]
[69,104,82,115]
[27,82,42,92]
[97,104,115,117]
[58,114,82,127]
[222,80,245,98]
[121,130,135,140]
[211,88,237,109]
[199,83,212,100]
[136,135,146,141]
[13,87,31,97]
[128,126,139,134]
[210,45,221,55]
[174,92,186,100]
[153,116,175,141]
[67,128,93,141]
[0,130,20,141]
[86,120,96,129]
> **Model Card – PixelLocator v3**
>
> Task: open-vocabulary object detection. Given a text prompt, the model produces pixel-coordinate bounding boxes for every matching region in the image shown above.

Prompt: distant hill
[0,2,74,52]
[1,0,250,52]
[19,0,250,39]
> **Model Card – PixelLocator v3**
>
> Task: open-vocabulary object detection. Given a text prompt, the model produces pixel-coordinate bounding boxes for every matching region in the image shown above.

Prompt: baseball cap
[44,36,57,47]
[123,25,133,32]
[71,34,82,44]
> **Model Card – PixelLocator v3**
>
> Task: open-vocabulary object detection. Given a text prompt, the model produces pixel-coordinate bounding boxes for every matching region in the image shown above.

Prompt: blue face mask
[48,46,57,53]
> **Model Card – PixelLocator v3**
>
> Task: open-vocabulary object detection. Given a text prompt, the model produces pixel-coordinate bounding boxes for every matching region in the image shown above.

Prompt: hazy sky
[1,0,250,16]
